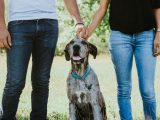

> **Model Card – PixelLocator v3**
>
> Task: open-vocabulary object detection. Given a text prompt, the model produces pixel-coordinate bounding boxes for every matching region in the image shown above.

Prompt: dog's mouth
[71,56,84,63]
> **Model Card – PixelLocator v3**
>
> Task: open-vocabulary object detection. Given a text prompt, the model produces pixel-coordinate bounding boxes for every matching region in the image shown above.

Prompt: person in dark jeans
[79,0,160,120]
[0,0,86,120]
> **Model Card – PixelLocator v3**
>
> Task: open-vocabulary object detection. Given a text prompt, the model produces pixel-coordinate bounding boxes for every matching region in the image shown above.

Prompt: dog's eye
[70,41,75,44]
[81,41,88,45]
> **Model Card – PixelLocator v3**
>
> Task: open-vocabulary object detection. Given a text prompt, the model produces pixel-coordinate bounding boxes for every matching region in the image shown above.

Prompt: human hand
[154,32,160,56]
[0,28,11,49]
[75,23,88,40]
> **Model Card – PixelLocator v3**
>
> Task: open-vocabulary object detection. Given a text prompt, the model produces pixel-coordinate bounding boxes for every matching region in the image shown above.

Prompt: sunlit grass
[0,54,160,119]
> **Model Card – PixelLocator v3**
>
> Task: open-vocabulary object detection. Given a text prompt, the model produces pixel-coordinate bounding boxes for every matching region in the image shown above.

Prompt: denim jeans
[109,30,157,120]
[1,19,58,120]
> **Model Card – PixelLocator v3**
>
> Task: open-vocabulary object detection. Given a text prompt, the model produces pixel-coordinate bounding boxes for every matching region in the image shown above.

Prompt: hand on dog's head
[64,37,97,62]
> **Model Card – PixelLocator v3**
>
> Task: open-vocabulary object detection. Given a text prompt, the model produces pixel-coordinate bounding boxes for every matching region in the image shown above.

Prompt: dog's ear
[88,43,97,59]
[64,43,70,61]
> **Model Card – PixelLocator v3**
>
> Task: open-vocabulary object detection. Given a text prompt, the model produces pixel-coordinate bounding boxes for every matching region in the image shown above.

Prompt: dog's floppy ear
[64,43,70,61]
[88,43,97,59]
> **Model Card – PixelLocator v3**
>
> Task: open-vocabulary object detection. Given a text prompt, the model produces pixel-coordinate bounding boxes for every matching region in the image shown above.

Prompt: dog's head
[64,37,97,64]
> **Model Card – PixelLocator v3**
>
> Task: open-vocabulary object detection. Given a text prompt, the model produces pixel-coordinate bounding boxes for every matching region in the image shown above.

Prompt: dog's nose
[73,45,80,51]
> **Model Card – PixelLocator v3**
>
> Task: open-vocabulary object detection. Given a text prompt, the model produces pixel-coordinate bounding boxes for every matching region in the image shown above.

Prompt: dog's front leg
[69,103,76,120]
[91,102,102,120]
[91,92,102,120]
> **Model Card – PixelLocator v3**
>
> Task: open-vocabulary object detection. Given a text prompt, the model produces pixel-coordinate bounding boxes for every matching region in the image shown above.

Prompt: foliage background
[0,0,110,54]
[55,0,110,55]
[1,0,160,120]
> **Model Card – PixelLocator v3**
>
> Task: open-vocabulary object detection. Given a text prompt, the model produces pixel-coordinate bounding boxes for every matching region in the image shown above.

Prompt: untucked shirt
[109,0,160,34]
[8,0,58,22]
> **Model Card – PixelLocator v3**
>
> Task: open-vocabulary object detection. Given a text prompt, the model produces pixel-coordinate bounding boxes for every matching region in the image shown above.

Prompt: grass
[16,112,68,120]
[0,54,160,120]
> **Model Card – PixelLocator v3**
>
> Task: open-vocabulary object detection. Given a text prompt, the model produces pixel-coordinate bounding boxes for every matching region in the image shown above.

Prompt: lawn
[0,54,160,120]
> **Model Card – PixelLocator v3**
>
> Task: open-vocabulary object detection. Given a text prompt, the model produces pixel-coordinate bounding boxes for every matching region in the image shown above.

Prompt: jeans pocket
[45,19,58,26]
[8,20,24,27]
[8,20,24,32]
[108,31,122,49]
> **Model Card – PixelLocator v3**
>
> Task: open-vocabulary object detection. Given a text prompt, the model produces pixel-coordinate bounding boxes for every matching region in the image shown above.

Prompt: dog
[64,37,107,120]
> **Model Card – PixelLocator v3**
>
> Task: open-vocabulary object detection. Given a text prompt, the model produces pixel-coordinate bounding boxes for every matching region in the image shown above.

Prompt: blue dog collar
[71,66,91,80]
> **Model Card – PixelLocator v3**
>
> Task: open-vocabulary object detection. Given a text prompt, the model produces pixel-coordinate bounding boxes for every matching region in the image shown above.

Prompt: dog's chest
[73,79,93,91]
[69,78,94,103]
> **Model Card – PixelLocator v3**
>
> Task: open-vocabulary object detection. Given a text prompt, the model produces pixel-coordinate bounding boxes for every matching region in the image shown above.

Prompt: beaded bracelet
[157,28,160,32]
[75,22,84,27]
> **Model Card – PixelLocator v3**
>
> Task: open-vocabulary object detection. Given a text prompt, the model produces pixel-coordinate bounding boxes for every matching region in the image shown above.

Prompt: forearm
[88,0,110,36]
[0,0,6,30]
[64,0,83,23]
[153,8,160,56]
[155,8,160,29]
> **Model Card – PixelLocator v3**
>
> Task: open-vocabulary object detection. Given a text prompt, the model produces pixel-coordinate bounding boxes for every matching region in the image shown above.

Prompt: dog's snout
[73,45,80,51]
[73,45,80,56]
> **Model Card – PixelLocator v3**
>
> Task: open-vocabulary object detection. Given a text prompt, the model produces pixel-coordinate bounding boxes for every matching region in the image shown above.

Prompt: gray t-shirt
[8,0,58,22]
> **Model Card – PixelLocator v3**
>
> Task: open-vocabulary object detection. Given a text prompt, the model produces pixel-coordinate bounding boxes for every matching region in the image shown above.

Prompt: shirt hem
[8,15,58,22]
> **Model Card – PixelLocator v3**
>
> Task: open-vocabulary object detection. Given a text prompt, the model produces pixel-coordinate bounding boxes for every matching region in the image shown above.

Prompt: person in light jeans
[0,0,86,120]
[79,0,160,119]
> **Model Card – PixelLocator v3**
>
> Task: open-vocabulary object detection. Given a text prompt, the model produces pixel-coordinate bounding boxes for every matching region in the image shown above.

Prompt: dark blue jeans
[1,19,58,120]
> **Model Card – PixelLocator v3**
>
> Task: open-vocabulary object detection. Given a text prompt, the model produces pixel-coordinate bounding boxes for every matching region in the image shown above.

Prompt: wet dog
[64,37,107,120]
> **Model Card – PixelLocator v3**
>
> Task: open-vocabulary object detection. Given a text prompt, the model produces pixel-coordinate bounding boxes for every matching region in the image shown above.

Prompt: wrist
[74,16,83,24]
[0,23,7,31]
[87,25,94,36]
[75,22,84,27]
[155,30,160,37]
[156,28,160,32]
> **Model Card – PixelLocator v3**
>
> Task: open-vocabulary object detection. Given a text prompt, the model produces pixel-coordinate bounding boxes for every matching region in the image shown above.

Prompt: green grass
[0,54,160,120]
[16,112,67,120]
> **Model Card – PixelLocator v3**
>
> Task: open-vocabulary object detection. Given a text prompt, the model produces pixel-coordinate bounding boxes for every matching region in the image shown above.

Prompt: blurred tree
[0,0,110,55]
[56,0,110,54]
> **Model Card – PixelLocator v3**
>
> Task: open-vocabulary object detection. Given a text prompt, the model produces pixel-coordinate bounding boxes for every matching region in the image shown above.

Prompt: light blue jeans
[109,30,157,120]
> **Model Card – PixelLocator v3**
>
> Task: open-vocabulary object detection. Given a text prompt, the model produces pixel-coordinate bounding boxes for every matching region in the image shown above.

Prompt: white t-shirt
[8,0,58,22]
